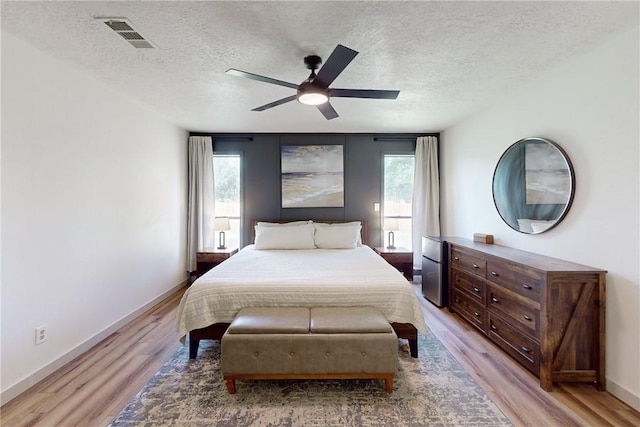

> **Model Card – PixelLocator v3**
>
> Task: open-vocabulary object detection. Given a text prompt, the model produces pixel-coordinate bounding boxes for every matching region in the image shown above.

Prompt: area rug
[109,332,512,426]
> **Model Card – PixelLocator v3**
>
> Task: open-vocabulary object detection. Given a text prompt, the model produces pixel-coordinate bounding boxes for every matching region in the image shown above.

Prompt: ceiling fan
[226,44,400,120]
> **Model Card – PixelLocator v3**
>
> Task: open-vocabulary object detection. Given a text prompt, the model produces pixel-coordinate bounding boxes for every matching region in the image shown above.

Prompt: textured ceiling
[1,1,638,133]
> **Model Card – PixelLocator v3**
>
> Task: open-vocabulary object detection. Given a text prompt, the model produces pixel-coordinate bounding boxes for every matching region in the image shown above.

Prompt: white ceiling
[1,1,638,133]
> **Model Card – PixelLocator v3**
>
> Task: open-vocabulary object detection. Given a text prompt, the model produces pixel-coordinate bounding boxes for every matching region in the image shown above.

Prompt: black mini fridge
[421,236,449,307]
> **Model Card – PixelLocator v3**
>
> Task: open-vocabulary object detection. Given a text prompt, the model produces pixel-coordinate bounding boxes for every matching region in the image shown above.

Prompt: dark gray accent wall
[191,133,436,248]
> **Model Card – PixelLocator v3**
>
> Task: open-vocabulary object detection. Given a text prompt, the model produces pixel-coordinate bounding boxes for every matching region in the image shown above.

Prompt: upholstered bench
[221,306,398,394]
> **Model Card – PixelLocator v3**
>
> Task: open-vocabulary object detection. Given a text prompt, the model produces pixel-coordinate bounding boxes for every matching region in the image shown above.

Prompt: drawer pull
[474,312,480,317]
[491,297,500,303]
[473,287,480,293]
[522,284,532,290]
[473,264,479,269]
[454,256,460,261]
[491,271,498,277]
[490,325,497,331]
[521,346,531,353]
[523,315,532,321]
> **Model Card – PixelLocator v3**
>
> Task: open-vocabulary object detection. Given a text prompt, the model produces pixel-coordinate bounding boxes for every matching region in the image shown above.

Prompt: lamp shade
[297,82,329,105]
[383,218,400,231]
[214,217,231,231]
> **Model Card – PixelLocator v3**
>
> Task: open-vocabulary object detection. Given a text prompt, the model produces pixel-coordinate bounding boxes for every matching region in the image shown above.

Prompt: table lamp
[214,217,231,249]
[384,218,399,249]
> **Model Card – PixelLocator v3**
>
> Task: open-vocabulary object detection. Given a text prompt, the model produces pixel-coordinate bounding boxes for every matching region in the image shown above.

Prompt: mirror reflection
[493,137,575,234]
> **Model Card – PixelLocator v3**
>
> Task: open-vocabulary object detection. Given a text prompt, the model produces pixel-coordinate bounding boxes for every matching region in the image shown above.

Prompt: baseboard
[1,279,189,405]
[607,378,640,412]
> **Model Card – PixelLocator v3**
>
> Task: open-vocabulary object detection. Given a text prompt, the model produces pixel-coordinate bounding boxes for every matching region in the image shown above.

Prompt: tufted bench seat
[221,306,398,393]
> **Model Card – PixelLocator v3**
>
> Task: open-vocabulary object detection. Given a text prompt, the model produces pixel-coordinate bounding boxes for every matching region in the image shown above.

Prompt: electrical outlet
[35,325,48,345]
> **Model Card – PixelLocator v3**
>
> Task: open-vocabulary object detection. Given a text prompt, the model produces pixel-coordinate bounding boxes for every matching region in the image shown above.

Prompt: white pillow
[516,219,534,233]
[530,221,554,233]
[254,223,315,249]
[314,221,363,246]
[313,222,361,249]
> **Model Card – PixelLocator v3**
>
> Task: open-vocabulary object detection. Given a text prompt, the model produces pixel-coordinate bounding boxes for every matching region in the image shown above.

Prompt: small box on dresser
[447,238,606,391]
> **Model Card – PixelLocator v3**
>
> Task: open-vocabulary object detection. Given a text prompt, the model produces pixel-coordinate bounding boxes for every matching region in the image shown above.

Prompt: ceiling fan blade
[252,95,297,111]
[317,102,339,120]
[330,88,400,99]
[226,69,299,90]
[313,45,358,88]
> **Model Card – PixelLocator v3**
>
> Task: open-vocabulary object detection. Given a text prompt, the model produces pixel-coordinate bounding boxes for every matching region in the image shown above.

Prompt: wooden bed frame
[188,219,419,359]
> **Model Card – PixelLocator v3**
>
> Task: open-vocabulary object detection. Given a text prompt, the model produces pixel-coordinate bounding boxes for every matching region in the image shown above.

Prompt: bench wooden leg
[384,375,394,393]
[225,379,236,394]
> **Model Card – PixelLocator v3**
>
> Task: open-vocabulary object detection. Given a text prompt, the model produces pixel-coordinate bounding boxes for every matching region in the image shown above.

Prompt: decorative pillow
[254,223,316,249]
[313,222,362,249]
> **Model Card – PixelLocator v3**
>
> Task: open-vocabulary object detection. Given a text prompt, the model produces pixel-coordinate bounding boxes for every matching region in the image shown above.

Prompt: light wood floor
[2,282,639,427]
[414,282,640,427]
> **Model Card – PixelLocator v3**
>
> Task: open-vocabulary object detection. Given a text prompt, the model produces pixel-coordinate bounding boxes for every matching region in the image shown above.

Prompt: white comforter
[176,245,427,340]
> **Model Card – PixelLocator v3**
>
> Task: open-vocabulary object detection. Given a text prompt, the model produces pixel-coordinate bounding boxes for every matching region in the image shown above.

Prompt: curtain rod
[213,137,254,142]
[373,137,417,142]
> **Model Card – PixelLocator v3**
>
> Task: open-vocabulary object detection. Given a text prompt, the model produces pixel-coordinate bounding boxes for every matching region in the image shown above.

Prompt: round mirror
[493,137,575,234]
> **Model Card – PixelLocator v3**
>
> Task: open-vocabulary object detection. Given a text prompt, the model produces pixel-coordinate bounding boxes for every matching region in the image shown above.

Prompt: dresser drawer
[488,313,540,376]
[488,285,540,338]
[451,270,484,302]
[486,260,542,301]
[452,290,486,332]
[451,247,487,278]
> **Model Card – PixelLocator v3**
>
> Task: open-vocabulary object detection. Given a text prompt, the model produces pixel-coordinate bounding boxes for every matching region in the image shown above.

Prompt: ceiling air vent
[99,18,157,49]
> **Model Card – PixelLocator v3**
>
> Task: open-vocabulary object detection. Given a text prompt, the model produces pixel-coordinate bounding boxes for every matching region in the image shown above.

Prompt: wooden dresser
[447,239,606,391]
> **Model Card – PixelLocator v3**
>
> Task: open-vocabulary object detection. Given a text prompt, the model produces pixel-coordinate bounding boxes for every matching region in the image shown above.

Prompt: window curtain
[412,136,440,268]
[186,136,215,272]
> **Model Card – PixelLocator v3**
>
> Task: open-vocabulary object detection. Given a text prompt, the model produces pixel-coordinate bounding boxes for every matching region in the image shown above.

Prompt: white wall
[1,31,189,403]
[441,27,639,409]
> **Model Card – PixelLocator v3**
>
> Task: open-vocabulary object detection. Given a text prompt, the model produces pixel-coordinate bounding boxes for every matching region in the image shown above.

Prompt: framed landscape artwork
[524,141,571,205]
[281,145,344,208]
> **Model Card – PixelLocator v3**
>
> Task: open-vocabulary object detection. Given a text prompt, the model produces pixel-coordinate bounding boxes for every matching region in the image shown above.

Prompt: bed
[177,220,427,358]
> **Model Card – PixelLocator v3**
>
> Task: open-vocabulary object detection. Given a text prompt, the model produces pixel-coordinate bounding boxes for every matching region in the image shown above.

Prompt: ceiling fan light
[297,82,329,105]
[298,92,329,105]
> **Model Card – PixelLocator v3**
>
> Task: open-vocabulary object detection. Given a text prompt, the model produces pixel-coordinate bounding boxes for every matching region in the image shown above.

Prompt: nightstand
[196,247,238,277]
[374,247,413,281]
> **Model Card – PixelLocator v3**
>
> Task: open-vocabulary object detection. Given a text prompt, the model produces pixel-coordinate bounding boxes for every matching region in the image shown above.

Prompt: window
[213,154,241,249]
[383,154,415,250]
